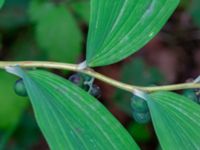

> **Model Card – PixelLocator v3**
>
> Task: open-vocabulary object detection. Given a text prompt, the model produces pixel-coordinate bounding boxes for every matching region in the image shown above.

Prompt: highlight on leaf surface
[6,66,140,150]
[86,0,180,67]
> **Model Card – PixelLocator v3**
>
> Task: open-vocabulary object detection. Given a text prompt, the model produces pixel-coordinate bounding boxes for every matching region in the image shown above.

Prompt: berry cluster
[130,96,151,124]
[68,73,101,98]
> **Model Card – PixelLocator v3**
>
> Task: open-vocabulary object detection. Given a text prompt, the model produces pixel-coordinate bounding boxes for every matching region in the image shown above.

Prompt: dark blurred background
[0,0,199,149]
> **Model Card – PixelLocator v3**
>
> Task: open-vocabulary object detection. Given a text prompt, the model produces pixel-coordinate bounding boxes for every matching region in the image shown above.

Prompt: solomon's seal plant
[1,0,200,150]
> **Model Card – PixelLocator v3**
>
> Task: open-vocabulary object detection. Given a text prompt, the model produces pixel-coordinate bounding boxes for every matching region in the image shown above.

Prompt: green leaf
[36,5,82,63]
[7,67,140,150]
[28,0,55,22]
[0,0,4,9]
[86,0,180,67]
[0,0,29,30]
[127,122,151,142]
[0,124,17,149]
[0,70,28,130]
[189,0,200,27]
[70,1,90,23]
[8,31,47,61]
[148,91,200,150]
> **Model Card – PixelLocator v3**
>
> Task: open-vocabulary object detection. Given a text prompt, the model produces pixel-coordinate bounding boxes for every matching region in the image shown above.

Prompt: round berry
[132,111,151,124]
[68,73,84,87]
[89,84,101,98]
[14,79,27,97]
[131,96,149,113]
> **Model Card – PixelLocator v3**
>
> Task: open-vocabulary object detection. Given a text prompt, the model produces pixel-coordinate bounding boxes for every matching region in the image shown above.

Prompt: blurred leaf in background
[6,111,45,150]
[189,0,200,27]
[0,0,4,9]
[29,0,55,22]
[29,0,83,63]
[127,122,151,142]
[8,30,47,61]
[69,0,90,24]
[0,71,27,130]
[0,71,28,149]
[179,0,190,9]
[0,0,29,31]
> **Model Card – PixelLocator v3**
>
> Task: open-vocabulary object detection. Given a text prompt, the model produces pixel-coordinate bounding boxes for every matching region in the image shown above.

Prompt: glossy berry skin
[89,84,101,98]
[131,96,149,113]
[132,111,151,124]
[14,79,27,97]
[68,73,84,87]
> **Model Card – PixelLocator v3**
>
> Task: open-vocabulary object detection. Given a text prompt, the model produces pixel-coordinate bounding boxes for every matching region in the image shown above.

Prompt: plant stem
[0,61,200,93]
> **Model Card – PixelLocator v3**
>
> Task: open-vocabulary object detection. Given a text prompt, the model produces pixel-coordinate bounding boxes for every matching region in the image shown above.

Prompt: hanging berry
[68,73,85,87]
[14,79,27,97]
[130,95,150,124]
[68,73,101,99]
[132,111,151,124]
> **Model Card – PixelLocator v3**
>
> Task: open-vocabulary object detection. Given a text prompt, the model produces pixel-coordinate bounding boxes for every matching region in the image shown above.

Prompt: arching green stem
[0,61,200,93]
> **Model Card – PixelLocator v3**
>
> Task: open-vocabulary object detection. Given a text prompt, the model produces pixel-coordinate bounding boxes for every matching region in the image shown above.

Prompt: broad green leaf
[36,5,82,63]
[148,91,200,150]
[7,67,140,150]
[0,0,4,9]
[0,71,27,130]
[86,0,180,67]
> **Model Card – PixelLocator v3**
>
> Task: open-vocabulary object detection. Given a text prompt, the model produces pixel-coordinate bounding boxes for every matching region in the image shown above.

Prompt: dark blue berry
[68,73,84,87]
[14,79,27,97]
